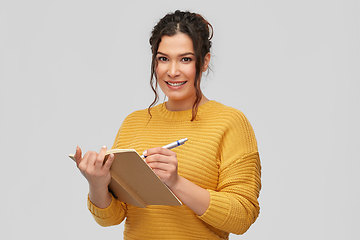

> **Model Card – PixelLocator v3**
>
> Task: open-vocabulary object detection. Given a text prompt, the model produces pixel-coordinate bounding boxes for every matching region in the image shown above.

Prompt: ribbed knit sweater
[87,101,261,239]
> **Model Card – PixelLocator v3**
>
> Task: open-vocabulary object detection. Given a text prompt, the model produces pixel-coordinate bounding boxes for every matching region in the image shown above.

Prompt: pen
[141,138,188,158]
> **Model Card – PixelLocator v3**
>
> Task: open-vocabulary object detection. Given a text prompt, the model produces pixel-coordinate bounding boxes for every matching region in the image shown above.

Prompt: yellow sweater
[87,101,261,239]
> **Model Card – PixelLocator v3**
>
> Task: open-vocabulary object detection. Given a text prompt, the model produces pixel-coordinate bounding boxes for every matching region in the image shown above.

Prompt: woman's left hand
[143,147,179,190]
[144,147,210,215]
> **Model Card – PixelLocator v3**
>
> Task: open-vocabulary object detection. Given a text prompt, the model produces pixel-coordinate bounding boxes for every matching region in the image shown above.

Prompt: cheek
[184,63,197,80]
[155,64,166,78]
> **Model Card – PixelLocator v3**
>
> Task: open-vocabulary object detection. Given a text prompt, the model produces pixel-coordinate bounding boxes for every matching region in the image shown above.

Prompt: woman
[74,10,261,239]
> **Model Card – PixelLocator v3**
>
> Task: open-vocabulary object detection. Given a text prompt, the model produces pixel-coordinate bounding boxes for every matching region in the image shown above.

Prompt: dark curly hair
[148,10,213,121]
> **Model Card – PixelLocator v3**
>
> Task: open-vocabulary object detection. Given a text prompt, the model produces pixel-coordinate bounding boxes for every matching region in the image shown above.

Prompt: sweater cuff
[87,194,120,219]
[198,190,230,227]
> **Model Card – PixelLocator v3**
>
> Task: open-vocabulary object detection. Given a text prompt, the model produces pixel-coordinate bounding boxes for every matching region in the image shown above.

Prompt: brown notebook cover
[69,149,182,208]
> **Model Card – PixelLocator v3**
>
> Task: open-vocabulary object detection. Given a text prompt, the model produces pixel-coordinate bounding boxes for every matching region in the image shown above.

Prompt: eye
[181,57,192,63]
[157,56,168,62]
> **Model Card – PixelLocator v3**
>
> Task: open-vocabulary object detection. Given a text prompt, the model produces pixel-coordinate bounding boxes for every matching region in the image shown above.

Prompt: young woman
[74,10,261,239]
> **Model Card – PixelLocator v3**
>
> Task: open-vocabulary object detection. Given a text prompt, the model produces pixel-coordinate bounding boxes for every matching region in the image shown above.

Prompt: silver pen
[141,138,188,158]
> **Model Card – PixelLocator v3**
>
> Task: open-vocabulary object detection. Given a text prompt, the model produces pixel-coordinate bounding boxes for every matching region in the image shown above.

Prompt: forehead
[158,33,194,54]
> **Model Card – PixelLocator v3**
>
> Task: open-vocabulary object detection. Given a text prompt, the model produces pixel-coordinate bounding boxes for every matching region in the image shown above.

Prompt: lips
[165,81,187,87]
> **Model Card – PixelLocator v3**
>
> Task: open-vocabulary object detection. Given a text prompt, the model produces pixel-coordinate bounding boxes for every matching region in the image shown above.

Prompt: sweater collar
[154,100,216,121]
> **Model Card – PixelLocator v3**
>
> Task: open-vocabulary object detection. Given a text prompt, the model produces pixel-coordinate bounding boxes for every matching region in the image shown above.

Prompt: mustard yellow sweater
[87,101,261,239]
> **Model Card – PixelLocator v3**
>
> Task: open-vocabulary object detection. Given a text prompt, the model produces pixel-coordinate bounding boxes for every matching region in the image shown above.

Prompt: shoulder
[125,108,149,119]
[121,108,150,126]
[203,101,250,125]
[208,102,258,156]
[205,101,256,143]
[205,101,244,114]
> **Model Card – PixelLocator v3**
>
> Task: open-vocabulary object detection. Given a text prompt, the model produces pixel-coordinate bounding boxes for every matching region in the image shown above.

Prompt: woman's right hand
[74,145,115,190]
[74,146,115,208]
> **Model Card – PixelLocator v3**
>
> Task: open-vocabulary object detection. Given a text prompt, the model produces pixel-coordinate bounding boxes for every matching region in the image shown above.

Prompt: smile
[165,81,187,87]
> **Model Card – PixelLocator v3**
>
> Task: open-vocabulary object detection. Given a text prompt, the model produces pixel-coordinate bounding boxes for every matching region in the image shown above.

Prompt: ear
[202,52,211,72]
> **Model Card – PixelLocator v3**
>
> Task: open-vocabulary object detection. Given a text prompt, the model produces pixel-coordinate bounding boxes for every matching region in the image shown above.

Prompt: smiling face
[156,33,209,111]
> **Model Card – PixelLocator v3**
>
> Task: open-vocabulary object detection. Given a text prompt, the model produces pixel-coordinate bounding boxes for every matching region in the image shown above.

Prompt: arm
[144,148,210,215]
[74,146,127,226]
[145,148,261,234]
[198,110,261,234]
[74,146,113,208]
[145,110,261,234]
[198,152,261,235]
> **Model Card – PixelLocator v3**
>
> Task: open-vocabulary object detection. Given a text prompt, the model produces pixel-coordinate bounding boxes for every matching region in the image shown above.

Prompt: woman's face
[155,33,198,111]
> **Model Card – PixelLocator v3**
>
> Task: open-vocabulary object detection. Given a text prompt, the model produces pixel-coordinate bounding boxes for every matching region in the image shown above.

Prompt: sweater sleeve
[87,194,127,227]
[87,121,128,227]
[198,109,261,235]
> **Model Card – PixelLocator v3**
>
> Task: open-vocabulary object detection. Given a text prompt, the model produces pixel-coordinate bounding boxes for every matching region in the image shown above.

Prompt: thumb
[74,146,82,164]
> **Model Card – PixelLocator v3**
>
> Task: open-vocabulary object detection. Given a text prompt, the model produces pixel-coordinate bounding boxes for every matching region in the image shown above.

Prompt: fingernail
[142,150,147,156]
[103,145,107,149]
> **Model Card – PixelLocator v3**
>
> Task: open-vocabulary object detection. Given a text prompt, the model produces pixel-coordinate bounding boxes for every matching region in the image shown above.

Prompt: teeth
[166,81,186,86]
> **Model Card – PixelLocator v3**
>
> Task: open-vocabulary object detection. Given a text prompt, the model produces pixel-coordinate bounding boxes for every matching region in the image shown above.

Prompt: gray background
[0,0,359,239]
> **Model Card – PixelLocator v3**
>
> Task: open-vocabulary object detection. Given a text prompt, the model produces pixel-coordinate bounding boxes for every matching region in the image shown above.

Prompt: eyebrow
[157,51,195,57]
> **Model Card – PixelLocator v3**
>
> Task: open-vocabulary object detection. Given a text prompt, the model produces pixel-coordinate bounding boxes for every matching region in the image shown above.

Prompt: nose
[167,62,180,78]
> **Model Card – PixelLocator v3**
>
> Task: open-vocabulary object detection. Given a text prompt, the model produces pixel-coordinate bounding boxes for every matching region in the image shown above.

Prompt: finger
[147,160,176,171]
[74,146,83,165]
[145,153,168,165]
[145,147,175,157]
[94,146,107,168]
[145,151,177,166]
[147,161,166,171]
[83,151,97,169]
[103,153,114,171]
